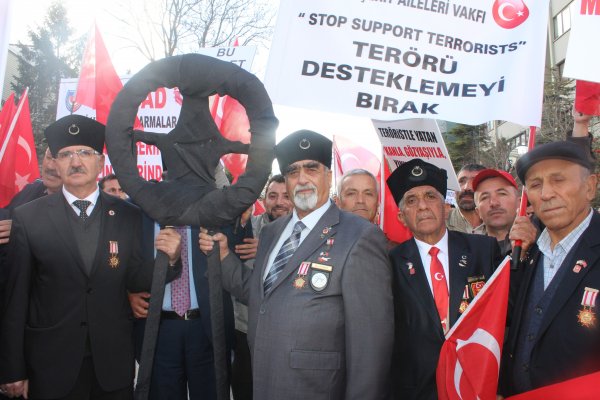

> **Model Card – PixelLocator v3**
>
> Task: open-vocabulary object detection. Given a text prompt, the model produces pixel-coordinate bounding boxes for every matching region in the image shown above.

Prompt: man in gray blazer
[200,130,393,400]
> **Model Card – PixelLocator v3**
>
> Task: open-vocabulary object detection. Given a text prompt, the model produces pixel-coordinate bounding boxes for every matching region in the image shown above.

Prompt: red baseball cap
[472,169,518,191]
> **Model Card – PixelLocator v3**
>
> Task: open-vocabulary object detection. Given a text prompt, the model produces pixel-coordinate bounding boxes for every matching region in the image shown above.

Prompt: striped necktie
[264,221,306,294]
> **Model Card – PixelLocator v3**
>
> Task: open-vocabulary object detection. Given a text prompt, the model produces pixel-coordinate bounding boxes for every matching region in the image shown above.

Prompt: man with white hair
[199,129,393,400]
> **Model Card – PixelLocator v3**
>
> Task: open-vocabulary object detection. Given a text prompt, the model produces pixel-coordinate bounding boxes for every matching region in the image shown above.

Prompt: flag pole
[511,125,536,269]
[0,87,28,162]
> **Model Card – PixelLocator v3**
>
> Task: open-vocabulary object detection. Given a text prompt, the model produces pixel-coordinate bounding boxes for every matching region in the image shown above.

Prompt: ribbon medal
[468,276,486,298]
[459,285,470,314]
[578,287,598,328]
[109,241,119,268]
[293,261,311,289]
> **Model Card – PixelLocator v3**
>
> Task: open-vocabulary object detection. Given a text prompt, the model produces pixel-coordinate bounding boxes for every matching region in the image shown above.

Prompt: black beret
[45,115,105,157]
[515,140,593,183]
[386,159,447,205]
[276,130,332,173]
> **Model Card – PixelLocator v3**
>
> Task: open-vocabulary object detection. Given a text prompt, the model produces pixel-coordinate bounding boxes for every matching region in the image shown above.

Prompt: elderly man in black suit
[499,140,600,396]
[0,115,182,400]
[387,159,502,400]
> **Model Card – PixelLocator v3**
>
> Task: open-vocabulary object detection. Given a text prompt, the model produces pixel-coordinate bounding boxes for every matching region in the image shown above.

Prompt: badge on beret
[109,241,119,268]
[299,138,310,149]
[68,124,80,135]
[411,166,423,177]
[578,287,598,328]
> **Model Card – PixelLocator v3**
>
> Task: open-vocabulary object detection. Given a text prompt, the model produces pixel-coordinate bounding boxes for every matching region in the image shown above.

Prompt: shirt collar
[290,200,332,232]
[537,208,594,255]
[414,229,449,256]
[62,185,100,206]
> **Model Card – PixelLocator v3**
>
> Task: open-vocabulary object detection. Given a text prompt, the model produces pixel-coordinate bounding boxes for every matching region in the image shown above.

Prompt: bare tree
[111,0,276,61]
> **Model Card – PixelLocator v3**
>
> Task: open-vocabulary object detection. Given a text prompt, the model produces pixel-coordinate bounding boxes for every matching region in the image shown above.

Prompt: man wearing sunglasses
[0,115,182,400]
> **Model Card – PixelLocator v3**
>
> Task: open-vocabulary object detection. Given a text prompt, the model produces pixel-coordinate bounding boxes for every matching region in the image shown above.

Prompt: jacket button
[527,334,535,341]
[86,288,93,294]
[259,306,266,314]
[522,363,529,372]
[81,322,87,327]
[534,307,542,315]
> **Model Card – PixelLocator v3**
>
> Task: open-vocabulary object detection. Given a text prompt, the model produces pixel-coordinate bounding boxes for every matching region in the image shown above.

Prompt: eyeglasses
[55,149,101,161]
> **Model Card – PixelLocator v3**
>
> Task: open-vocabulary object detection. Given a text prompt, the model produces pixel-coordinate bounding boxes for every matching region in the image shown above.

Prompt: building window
[553,1,576,39]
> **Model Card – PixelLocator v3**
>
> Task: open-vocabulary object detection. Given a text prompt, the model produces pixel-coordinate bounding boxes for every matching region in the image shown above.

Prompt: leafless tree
[110,0,276,61]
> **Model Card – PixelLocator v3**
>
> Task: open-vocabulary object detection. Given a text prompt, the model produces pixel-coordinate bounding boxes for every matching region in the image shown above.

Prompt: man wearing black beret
[200,129,393,400]
[0,115,183,399]
[387,159,502,400]
[499,140,600,396]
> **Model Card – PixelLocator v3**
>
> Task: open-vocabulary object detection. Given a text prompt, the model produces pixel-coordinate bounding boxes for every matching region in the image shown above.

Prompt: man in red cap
[472,169,537,257]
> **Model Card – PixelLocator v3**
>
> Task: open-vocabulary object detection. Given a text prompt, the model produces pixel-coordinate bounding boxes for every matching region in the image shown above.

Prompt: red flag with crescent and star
[75,23,143,129]
[0,89,39,207]
[436,256,510,400]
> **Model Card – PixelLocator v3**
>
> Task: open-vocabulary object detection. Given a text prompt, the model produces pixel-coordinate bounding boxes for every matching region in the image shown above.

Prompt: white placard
[266,0,549,126]
[563,0,600,83]
[372,118,459,191]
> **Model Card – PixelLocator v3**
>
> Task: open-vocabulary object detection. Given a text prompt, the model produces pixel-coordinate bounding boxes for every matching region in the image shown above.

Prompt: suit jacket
[0,191,178,399]
[138,219,246,352]
[500,212,600,396]
[221,203,393,400]
[389,230,501,400]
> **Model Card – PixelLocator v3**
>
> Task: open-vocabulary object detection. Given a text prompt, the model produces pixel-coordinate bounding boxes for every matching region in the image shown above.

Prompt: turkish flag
[575,80,600,116]
[333,135,380,178]
[211,94,251,183]
[0,90,40,207]
[75,24,126,125]
[505,371,600,400]
[436,256,511,400]
[382,159,412,244]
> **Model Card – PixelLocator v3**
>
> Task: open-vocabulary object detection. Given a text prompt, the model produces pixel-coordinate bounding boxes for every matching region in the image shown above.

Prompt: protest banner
[372,118,459,191]
[563,0,600,83]
[265,0,549,126]
[56,46,256,180]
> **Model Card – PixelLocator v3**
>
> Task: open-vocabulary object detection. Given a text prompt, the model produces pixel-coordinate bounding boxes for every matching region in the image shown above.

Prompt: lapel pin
[108,210,115,216]
[407,262,415,275]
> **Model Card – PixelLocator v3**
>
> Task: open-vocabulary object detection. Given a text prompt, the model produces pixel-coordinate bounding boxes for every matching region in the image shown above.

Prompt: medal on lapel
[309,263,332,292]
[318,237,335,263]
[293,262,311,289]
[573,260,588,274]
[578,287,598,328]
[407,262,415,275]
[109,241,119,268]
[459,285,470,314]
[468,276,486,298]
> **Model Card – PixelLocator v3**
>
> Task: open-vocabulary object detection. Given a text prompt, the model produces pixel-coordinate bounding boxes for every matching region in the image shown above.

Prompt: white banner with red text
[372,118,459,191]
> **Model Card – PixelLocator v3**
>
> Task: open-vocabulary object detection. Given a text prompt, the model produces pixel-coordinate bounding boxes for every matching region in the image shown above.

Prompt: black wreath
[105,54,278,227]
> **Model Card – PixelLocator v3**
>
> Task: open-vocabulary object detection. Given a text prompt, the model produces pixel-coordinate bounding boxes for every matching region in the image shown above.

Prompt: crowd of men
[0,109,598,400]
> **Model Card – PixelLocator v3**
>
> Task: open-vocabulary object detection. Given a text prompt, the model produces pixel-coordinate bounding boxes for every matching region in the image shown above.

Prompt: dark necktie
[264,221,306,294]
[429,246,449,333]
[73,200,92,221]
